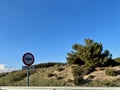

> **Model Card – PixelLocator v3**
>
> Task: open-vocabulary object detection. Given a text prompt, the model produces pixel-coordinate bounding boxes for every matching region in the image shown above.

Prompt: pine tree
[67,39,113,67]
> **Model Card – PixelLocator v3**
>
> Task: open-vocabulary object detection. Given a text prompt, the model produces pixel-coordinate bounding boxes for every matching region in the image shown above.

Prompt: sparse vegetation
[35,62,66,69]
[57,68,64,72]
[0,69,36,86]
[0,73,8,77]
[105,67,117,76]
[88,75,95,79]
[73,76,84,85]
[84,78,120,87]
[72,65,94,77]
[48,73,55,77]
[0,65,72,86]
[10,70,26,82]
[67,79,73,82]
[56,76,63,80]
[114,57,120,65]
[1,63,120,86]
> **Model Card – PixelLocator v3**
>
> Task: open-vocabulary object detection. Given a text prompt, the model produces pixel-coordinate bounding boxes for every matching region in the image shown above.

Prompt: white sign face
[22,53,34,66]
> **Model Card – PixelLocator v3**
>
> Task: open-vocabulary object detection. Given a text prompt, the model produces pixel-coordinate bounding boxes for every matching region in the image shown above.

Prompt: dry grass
[84,66,120,81]
[0,65,74,86]
[1,64,120,86]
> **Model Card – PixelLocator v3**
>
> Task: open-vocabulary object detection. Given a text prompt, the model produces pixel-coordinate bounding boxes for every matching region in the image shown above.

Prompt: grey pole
[27,66,29,86]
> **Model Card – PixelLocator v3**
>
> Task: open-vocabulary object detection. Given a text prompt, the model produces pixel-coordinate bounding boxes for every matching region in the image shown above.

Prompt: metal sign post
[27,66,29,86]
[22,52,35,86]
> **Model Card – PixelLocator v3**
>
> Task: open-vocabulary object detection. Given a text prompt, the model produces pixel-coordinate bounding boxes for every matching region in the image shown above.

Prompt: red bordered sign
[22,52,35,66]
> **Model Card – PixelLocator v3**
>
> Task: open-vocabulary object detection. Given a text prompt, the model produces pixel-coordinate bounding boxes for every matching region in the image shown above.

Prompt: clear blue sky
[0,0,120,69]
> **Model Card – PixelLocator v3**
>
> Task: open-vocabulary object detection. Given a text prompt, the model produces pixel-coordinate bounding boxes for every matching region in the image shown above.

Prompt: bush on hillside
[73,76,84,85]
[67,79,73,82]
[114,58,120,65]
[9,69,36,82]
[72,65,94,77]
[105,68,117,76]
[56,76,64,80]
[105,59,119,67]
[88,75,95,79]
[35,62,66,68]
[84,80,114,87]
[48,73,56,77]
[57,68,65,72]
[0,73,8,77]
[10,71,26,82]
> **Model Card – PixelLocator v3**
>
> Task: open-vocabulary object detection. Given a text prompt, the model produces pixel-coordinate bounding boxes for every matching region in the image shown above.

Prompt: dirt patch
[63,66,74,81]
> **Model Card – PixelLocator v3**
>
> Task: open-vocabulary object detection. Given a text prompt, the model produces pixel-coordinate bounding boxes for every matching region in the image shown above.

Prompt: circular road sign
[22,52,35,66]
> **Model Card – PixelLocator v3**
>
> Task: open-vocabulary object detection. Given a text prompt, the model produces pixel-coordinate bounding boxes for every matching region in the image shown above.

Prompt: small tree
[67,39,113,67]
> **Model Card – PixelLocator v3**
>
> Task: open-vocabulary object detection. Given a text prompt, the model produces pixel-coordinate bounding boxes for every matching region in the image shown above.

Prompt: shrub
[84,78,120,87]
[72,66,81,77]
[47,79,66,86]
[9,69,36,82]
[105,68,117,76]
[84,80,111,87]
[114,58,120,65]
[67,79,73,82]
[72,65,94,77]
[48,73,55,77]
[88,75,95,79]
[57,68,64,72]
[0,73,7,77]
[73,76,84,85]
[10,71,26,82]
[35,62,66,68]
[56,76,63,80]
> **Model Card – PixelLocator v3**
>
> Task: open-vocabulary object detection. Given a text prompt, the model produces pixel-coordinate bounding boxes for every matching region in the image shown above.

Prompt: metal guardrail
[0,87,120,90]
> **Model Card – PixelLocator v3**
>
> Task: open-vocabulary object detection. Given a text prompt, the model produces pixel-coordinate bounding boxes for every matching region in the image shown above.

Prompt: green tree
[67,39,113,67]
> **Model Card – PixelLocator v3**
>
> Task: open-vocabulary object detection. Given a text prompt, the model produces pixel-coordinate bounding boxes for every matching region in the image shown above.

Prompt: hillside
[1,63,120,86]
[114,57,120,64]
[0,64,74,86]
